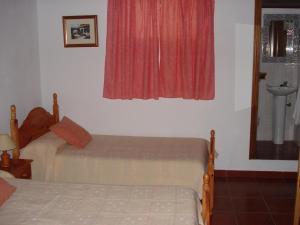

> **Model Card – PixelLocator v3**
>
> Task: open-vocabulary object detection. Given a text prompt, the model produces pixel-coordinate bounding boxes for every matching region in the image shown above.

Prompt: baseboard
[215,170,297,179]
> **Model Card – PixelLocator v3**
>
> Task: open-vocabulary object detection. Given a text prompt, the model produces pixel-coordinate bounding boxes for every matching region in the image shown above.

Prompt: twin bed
[1,93,215,225]
[1,177,205,225]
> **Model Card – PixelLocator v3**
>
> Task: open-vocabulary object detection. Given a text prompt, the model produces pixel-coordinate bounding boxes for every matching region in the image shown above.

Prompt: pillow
[0,178,16,207]
[50,116,92,149]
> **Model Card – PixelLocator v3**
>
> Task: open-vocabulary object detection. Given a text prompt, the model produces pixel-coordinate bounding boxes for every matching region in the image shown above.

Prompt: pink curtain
[103,0,215,100]
[103,0,160,99]
[159,0,215,99]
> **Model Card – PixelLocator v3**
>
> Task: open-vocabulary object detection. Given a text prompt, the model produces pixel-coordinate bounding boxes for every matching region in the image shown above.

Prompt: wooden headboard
[10,93,60,160]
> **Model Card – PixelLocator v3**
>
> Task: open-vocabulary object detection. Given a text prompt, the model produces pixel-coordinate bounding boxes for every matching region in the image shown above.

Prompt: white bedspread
[21,132,209,194]
[0,179,202,225]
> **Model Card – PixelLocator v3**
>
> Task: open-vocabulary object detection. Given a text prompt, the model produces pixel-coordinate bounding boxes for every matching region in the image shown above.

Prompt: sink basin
[267,85,297,96]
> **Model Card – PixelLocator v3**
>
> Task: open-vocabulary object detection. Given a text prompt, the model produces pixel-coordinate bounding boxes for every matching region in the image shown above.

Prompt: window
[103,0,215,100]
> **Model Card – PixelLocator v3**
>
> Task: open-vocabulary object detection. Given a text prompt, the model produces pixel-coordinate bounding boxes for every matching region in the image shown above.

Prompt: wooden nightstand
[0,159,33,179]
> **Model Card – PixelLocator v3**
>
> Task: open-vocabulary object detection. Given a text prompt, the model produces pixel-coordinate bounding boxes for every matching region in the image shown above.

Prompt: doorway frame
[249,0,300,159]
[249,0,262,159]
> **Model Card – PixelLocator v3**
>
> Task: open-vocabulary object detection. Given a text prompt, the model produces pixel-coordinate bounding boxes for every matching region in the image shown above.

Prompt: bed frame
[10,93,59,159]
[10,93,215,225]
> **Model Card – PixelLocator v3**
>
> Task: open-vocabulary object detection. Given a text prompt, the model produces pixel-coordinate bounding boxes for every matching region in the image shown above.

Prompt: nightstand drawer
[15,164,32,179]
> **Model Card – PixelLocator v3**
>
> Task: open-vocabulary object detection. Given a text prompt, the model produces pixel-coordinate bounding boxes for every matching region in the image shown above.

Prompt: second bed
[9,94,215,198]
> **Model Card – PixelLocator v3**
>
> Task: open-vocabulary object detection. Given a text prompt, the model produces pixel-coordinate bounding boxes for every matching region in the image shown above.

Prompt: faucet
[280,81,288,87]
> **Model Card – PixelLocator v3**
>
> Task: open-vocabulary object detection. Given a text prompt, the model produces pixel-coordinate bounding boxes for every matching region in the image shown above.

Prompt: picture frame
[62,15,98,48]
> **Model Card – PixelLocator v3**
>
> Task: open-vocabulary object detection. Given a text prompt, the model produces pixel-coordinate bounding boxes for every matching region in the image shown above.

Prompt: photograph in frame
[63,15,98,47]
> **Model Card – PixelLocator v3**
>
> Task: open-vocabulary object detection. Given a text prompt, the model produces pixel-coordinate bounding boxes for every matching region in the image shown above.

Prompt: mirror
[262,14,300,63]
[269,20,287,57]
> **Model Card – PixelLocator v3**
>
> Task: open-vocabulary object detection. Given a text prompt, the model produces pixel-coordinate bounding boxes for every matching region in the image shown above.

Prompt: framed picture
[62,15,98,47]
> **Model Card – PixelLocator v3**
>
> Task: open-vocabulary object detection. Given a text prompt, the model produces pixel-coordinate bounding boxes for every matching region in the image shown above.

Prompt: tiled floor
[255,141,299,160]
[212,176,297,225]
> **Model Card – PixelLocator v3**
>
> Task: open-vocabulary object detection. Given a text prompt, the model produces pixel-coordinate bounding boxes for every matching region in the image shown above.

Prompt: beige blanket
[0,178,203,225]
[21,132,209,194]
[21,132,66,181]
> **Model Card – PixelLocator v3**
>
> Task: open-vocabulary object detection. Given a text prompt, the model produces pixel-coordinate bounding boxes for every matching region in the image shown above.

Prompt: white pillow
[0,170,15,179]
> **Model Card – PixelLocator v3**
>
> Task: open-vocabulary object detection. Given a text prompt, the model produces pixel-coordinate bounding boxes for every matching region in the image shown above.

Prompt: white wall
[0,0,41,134]
[37,0,298,171]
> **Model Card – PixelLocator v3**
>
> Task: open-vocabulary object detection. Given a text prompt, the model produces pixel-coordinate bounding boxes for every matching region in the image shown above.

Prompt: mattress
[0,178,202,225]
[21,132,209,194]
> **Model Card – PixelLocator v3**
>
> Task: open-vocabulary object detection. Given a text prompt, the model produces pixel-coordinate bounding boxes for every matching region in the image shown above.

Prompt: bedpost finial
[11,105,16,112]
[53,93,59,123]
[53,93,58,103]
[210,130,215,138]
[10,105,16,119]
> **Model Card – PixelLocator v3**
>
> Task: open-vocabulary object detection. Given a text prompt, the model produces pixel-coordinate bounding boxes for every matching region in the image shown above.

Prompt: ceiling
[262,0,300,8]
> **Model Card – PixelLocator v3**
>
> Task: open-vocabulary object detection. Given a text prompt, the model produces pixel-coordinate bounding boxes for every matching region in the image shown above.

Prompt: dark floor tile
[215,180,230,197]
[271,213,294,225]
[215,177,228,182]
[232,197,268,213]
[214,174,297,225]
[264,197,295,213]
[237,212,275,225]
[228,179,261,197]
[284,179,297,193]
[227,177,257,182]
[256,177,286,183]
[284,178,297,184]
[259,180,296,198]
[214,196,234,212]
[211,212,237,225]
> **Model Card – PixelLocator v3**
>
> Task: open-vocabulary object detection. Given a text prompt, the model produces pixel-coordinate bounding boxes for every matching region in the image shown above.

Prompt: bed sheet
[0,178,203,225]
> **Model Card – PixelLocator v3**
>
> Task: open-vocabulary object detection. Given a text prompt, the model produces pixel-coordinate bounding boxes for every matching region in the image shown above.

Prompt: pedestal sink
[267,85,298,144]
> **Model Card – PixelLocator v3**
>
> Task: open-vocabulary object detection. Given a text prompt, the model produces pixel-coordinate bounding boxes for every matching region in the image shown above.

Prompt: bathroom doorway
[249,0,300,160]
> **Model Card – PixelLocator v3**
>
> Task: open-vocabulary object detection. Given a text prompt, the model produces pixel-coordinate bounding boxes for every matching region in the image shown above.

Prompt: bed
[9,93,215,211]
[0,169,213,225]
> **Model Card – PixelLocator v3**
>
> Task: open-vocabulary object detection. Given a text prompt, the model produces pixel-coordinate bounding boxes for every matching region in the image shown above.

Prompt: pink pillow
[0,178,16,207]
[50,116,92,149]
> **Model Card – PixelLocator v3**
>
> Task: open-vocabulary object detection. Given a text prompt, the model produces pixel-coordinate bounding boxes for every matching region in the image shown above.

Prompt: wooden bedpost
[202,174,211,225]
[208,130,215,212]
[210,130,215,161]
[53,93,59,123]
[10,105,20,160]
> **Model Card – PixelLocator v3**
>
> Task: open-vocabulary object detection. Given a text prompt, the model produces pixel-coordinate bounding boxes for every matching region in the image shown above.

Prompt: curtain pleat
[159,0,215,99]
[103,0,160,99]
[103,0,215,100]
